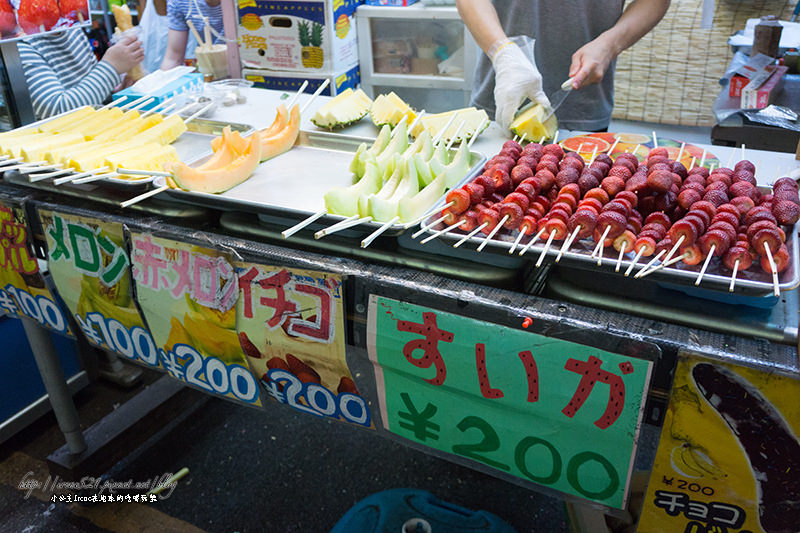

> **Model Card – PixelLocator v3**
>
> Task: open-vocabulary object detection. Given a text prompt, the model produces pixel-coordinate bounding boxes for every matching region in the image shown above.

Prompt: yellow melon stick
[95,113,163,142]
[69,138,159,170]
[21,132,85,162]
[0,132,50,155]
[136,114,187,145]
[38,107,95,134]
[7,131,79,159]
[104,142,165,168]
[45,140,113,165]
[66,107,124,135]
[87,109,142,139]
[111,4,145,81]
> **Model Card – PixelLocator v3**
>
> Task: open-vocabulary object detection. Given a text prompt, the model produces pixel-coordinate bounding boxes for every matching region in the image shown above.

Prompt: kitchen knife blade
[542,78,575,122]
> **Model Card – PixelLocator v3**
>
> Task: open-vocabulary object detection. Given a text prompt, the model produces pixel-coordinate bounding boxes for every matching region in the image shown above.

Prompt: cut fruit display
[170,131,263,194]
[311,88,372,129]
[370,92,416,127]
[17,0,60,34]
[411,107,490,144]
[509,102,558,141]
[323,119,476,223]
[259,104,300,162]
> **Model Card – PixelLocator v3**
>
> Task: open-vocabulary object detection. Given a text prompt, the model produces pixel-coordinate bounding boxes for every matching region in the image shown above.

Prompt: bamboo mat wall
[612,0,795,126]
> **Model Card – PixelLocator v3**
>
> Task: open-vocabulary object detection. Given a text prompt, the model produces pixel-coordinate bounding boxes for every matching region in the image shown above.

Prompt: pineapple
[301,21,324,69]
[411,107,490,144]
[370,92,416,127]
[21,132,85,162]
[311,88,372,129]
[37,106,95,134]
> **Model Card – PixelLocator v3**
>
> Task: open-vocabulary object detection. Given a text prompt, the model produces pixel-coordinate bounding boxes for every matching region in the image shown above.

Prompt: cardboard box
[242,65,360,96]
[741,65,787,109]
[238,0,362,73]
[365,0,419,5]
[728,53,774,98]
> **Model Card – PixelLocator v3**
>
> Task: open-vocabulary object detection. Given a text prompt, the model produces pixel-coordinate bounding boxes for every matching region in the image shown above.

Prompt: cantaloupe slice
[509,102,558,141]
[171,131,262,193]
[197,127,245,170]
[259,104,299,162]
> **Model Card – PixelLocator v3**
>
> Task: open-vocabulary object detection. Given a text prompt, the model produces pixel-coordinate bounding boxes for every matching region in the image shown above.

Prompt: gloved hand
[490,39,550,131]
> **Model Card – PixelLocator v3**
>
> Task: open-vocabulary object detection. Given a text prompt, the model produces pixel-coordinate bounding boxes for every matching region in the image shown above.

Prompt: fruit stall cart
[0,86,798,532]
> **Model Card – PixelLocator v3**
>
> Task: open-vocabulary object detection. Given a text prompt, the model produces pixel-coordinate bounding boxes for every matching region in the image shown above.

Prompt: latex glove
[490,39,550,131]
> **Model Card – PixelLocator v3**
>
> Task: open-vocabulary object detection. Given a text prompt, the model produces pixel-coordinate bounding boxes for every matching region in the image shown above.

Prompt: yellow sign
[637,353,800,532]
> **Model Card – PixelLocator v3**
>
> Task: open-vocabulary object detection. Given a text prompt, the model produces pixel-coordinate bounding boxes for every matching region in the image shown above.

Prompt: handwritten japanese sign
[236,261,369,427]
[0,202,69,334]
[367,296,653,509]
[39,210,160,368]
[637,354,800,533]
[130,233,261,405]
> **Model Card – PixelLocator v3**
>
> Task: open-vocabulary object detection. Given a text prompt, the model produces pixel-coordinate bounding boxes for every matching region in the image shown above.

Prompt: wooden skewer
[740,143,746,161]
[699,149,707,169]
[519,132,527,144]
[120,184,169,208]
[634,249,666,278]
[676,142,686,163]
[551,130,559,144]
[412,214,447,239]
[203,16,212,49]
[361,216,399,248]
[116,168,172,177]
[576,143,584,157]
[391,114,409,140]
[408,110,426,135]
[71,172,119,185]
[637,252,688,279]
[282,210,326,238]
[508,229,527,255]
[535,229,557,267]
[588,145,599,165]
[519,226,547,256]
[688,157,696,171]
[468,118,488,149]
[433,112,459,146]
[538,136,546,144]
[315,216,372,239]
[453,222,488,248]
[615,241,627,272]
[19,163,63,174]
[300,79,331,114]
[591,225,611,259]
[763,243,780,297]
[662,234,685,264]
[725,149,735,169]
[0,161,49,172]
[512,135,519,142]
[405,200,455,231]
[608,137,620,155]
[446,121,467,151]
[556,227,580,262]
[728,259,740,293]
[182,102,216,124]
[420,219,466,244]
[286,81,310,109]
[28,168,72,182]
[0,155,10,162]
[631,144,641,156]
[0,158,24,167]
[652,131,658,148]
[53,166,110,185]
[119,94,154,110]
[624,248,646,277]
[695,245,715,285]
[186,20,205,51]
[141,99,175,118]
[128,97,155,112]
[98,99,121,111]
[476,215,509,252]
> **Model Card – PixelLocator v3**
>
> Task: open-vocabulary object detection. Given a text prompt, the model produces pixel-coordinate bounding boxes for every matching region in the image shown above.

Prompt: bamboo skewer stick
[53,166,110,185]
[28,168,72,182]
[468,118,489,149]
[615,241,627,272]
[182,102,216,124]
[508,229,527,255]
[120,184,169,208]
[676,142,685,163]
[535,229,556,267]
[404,200,454,231]
[116,168,172,177]
[763,243,780,297]
[453,223,488,248]
[282,210,326,238]
[286,81,309,109]
[71,171,121,185]
[300,79,331,114]
[445,121,466,152]
[314,216,372,239]
[652,131,658,148]
[420,220,466,244]
[556,228,580,262]
[608,137,620,155]
[663,235,685,264]
[634,250,666,278]
[186,20,205,51]
[519,226,547,256]
[361,217,399,248]
[728,259,740,293]
[476,215,508,252]
[624,248,646,277]
[432,112,459,146]
[695,245,715,285]
[636,252,689,279]
[408,110,426,135]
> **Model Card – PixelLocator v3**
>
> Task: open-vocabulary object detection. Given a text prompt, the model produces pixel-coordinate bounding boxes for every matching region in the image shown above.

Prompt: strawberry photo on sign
[0,0,88,40]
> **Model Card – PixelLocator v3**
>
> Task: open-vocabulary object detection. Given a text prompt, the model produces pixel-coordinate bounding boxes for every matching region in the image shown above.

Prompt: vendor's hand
[102,35,144,75]
[569,34,618,89]
[491,40,550,131]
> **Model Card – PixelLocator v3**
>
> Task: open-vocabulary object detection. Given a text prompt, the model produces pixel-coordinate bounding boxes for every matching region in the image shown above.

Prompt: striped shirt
[167,0,224,59]
[18,29,121,120]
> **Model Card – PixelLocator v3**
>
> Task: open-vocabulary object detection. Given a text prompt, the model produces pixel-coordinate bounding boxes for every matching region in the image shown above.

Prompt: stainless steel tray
[421,195,800,299]
[2,106,252,191]
[157,130,487,237]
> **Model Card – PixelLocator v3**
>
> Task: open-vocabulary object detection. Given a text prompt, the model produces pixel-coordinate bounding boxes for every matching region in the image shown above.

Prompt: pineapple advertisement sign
[238,0,362,73]
[0,0,88,42]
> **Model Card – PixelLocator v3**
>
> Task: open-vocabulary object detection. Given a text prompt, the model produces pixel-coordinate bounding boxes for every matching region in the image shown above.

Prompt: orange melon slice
[259,104,299,162]
[171,130,262,193]
[197,127,242,171]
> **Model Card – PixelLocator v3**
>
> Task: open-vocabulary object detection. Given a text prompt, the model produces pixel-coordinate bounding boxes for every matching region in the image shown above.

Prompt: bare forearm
[600,0,671,56]
[455,0,507,54]
[160,29,187,70]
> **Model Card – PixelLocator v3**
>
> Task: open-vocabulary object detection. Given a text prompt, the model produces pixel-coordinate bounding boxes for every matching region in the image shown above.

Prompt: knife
[542,78,575,122]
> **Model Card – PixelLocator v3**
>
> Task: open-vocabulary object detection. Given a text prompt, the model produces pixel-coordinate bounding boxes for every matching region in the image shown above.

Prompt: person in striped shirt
[160,0,224,69]
[19,28,144,120]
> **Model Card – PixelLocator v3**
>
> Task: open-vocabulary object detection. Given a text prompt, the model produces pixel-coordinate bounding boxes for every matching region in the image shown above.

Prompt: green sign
[367,295,653,509]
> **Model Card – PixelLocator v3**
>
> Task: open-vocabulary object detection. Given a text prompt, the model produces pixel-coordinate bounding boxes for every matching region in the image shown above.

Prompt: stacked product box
[364,0,419,5]
[238,0,363,95]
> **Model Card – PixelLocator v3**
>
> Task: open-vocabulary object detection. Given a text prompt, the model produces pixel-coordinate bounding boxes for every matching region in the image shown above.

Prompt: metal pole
[20,317,87,455]
[0,40,35,127]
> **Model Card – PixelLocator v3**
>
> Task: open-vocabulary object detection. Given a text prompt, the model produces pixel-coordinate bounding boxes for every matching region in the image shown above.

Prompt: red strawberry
[0,0,17,36]
[17,0,60,34]
[58,0,87,23]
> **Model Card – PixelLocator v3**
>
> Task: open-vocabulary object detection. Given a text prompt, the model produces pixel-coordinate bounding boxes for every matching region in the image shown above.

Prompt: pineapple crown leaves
[311,22,323,47]
[298,20,310,46]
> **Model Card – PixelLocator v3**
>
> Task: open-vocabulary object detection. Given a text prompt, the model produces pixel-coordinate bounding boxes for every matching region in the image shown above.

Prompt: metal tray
[420,194,800,298]
[2,106,252,191]
[157,130,487,238]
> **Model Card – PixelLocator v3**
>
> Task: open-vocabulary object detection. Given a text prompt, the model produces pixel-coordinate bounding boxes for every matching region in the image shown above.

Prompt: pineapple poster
[238,0,362,72]
[39,210,160,367]
[129,232,263,406]
[0,201,70,335]
[0,0,89,41]
[235,260,371,427]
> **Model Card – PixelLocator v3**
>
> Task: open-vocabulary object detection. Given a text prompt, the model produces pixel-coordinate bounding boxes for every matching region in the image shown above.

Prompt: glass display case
[355,5,477,111]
